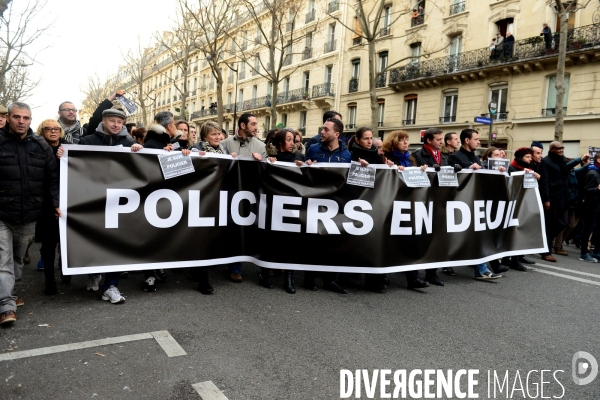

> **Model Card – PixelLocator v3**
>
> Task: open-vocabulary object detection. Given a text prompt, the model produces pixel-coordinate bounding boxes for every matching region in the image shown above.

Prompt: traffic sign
[474,116,492,125]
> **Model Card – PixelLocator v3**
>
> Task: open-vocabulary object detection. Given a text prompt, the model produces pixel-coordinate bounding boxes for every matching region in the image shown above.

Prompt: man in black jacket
[578,152,600,263]
[538,141,570,262]
[0,102,60,326]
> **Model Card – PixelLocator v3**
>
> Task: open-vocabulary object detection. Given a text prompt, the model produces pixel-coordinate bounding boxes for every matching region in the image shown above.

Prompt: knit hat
[102,108,126,120]
[0,105,7,114]
[530,141,543,149]
[514,147,533,160]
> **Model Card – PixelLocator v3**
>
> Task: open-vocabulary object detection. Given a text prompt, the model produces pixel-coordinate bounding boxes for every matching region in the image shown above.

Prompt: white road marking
[533,262,600,279]
[530,267,600,287]
[0,330,186,362]
[192,381,229,400]
[151,330,187,357]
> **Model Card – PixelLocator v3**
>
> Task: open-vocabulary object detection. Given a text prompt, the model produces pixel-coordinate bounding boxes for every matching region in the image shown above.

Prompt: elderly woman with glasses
[34,119,70,295]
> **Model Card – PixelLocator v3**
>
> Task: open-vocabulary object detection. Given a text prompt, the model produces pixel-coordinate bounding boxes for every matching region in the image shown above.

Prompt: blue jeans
[228,263,242,274]
[102,273,121,292]
[475,263,491,276]
[0,220,36,313]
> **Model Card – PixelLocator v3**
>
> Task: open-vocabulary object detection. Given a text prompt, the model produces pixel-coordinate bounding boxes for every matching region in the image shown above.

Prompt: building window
[351,59,360,78]
[448,35,462,72]
[303,72,310,93]
[325,65,333,84]
[265,116,270,131]
[347,103,357,129]
[281,113,288,127]
[378,99,385,127]
[252,85,258,100]
[300,110,307,128]
[404,94,417,125]
[377,51,388,87]
[544,75,570,116]
[410,42,421,65]
[441,90,458,123]
[380,5,392,36]
[489,84,508,121]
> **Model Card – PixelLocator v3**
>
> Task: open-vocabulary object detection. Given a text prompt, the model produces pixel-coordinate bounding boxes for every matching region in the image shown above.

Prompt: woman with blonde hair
[34,119,70,294]
[193,121,236,157]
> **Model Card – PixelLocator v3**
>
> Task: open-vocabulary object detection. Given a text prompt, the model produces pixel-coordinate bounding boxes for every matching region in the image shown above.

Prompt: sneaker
[15,297,24,307]
[578,254,598,263]
[0,310,16,325]
[86,275,101,292]
[143,277,156,292]
[37,260,44,270]
[590,253,600,262]
[101,285,125,304]
[475,271,502,280]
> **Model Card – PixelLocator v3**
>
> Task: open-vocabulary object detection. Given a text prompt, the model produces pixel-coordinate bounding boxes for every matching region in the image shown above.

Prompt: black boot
[197,269,214,295]
[425,269,444,286]
[510,257,528,272]
[501,256,511,266]
[259,268,274,289]
[303,271,318,291]
[283,271,296,294]
[490,259,509,274]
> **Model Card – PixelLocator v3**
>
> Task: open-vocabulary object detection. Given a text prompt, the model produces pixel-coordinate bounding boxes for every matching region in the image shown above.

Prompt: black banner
[59,146,547,275]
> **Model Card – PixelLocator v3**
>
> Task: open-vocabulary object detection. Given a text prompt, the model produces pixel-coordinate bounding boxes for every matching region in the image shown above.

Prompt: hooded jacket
[143,124,172,149]
[583,165,600,209]
[78,122,134,147]
[0,127,59,224]
[305,140,351,163]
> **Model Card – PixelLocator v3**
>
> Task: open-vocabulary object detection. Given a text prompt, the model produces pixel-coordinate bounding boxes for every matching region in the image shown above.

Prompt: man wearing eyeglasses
[57,101,84,143]
[0,102,60,326]
[538,141,570,262]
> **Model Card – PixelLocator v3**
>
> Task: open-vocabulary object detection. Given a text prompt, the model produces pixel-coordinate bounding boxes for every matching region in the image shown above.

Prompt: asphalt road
[1,242,599,399]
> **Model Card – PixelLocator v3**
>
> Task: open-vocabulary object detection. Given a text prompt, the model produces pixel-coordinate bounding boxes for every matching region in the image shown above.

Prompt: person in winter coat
[0,103,60,326]
[34,120,71,295]
[193,121,236,157]
[84,90,126,138]
[578,152,600,262]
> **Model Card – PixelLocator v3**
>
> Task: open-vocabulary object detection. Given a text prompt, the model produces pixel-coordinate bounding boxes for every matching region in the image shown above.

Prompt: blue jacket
[305,140,351,163]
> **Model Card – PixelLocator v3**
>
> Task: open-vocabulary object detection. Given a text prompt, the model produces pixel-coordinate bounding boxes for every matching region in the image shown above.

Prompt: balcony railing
[542,107,567,117]
[379,27,391,37]
[312,82,335,98]
[283,54,292,66]
[389,22,600,86]
[324,39,337,53]
[449,1,466,16]
[439,116,456,123]
[349,78,359,92]
[328,1,339,13]
[376,74,386,88]
[302,48,312,60]
[306,9,315,23]
[481,112,509,121]
[403,119,416,125]
[277,88,310,104]
[241,95,272,111]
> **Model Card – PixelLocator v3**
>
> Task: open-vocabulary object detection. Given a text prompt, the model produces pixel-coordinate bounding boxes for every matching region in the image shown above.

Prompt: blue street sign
[474,116,492,125]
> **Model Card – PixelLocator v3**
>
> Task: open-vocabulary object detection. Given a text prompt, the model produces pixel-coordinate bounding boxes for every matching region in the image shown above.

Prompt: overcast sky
[23,0,178,125]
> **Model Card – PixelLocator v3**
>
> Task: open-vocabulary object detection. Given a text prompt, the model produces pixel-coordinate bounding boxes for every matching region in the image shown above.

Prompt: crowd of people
[0,92,599,326]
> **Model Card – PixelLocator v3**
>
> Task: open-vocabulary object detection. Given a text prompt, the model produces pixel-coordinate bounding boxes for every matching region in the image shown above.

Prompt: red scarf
[510,159,524,171]
[423,143,441,164]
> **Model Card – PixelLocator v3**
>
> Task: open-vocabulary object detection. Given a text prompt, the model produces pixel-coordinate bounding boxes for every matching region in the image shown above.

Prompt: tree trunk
[217,76,224,127]
[554,8,568,142]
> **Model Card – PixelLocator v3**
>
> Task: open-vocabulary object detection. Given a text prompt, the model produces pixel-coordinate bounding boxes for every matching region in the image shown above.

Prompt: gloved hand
[453,164,463,173]
[433,164,441,172]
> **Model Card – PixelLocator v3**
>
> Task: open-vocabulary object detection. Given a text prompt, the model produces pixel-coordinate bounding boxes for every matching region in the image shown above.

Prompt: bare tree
[0,0,52,104]
[327,0,446,131]
[154,3,204,120]
[233,0,322,130]
[122,39,155,126]
[0,0,12,18]
[79,73,117,121]
[549,0,592,142]
[184,0,240,127]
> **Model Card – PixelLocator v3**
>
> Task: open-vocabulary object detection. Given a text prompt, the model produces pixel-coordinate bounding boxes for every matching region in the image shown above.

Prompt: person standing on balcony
[541,23,553,51]
[493,32,504,60]
[504,31,515,59]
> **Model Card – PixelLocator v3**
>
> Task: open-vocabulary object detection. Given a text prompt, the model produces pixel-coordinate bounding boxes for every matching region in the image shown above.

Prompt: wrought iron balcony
[449,1,466,16]
[241,95,272,111]
[306,9,315,24]
[324,39,337,53]
[327,1,339,13]
[283,54,292,66]
[389,22,600,86]
[439,116,456,123]
[312,83,335,98]
[349,78,359,92]
[481,112,509,121]
[191,111,202,119]
[277,88,310,104]
[403,119,416,126]
[302,48,312,60]
[379,27,391,37]
[376,74,386,88]
[542,107,567,117]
